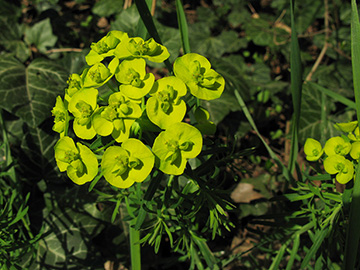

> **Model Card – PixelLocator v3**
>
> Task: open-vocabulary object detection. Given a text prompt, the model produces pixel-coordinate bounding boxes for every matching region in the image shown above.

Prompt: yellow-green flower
[303,138,323,161]
[350,141,360,160]
[348,127,360,141]
[334,121,358,133]
[324,155,354,184]
[54,136,98,185]
[323,136,351,156]
[146,76,187,129]
[51,96,69,137]
[82,58,118,88]
[68,88,98,140]
[114,36,170,63]
[101,139,154,189]
[173,53,225,100]
[92,93,142,142]
[115,58,155,100]
[86,30,128,66]
[152,122,203,175]
[64,73,83,106]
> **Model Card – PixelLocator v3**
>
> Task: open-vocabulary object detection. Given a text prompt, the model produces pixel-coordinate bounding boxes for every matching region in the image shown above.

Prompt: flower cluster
[51,30,225,188]
[304,121,360,184]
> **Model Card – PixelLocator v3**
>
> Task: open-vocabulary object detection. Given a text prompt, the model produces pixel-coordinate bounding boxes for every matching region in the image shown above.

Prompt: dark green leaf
[24,18,57,54]
[92,0,124,17]
[0,56,68,127]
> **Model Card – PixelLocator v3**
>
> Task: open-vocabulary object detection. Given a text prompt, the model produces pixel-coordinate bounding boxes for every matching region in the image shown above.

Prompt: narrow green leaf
[88,171,102,192]
[344,1,360,268]
[111,199,121,223]
[134,205,147,230]
[288,0,303,173]
[352,0,360,124]
[300,226,329,269]
[283,192,313,202]
[344,165,360,270]
[134,0,172,72]
[135,0,152,39]
[176,0,191,54]
[286,234,300,270]
[234,89,293,183]
[269,242,288,270]
[306,81,356,109]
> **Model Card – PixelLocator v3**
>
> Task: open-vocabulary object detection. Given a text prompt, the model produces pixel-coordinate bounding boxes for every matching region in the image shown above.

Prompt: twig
[305,0,329,82]
[45,48,83,54]
[124,0,132,9]
[151,0,156,16]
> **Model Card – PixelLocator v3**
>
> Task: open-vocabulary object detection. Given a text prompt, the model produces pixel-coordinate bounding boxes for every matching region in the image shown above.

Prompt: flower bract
[350,141,360,160]
[194,106,216,135]
[68,88,98,140]
[173,53,225,100]
[146,76,187,129]
[323,136,351,156]
[65,73,83,106]
[51,96,69,137]
[54,136,98,185]
[324,155,354,184]
[114,37,169,62]
[115,58,155,100]
[86,30,128,66]
[334,121,358,133]
[101,139,155,189]
[152,122,203,175]
[82,58,118,88]
[348,127,360,141]
[304,138,323,162]
[92,93,142,142]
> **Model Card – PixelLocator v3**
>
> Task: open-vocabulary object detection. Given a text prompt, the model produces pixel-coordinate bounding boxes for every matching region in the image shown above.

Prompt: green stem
[129,218,141,270]
[344,163,360,270]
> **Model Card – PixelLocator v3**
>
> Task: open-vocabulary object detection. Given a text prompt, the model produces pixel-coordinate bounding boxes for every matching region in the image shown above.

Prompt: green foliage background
[0,0,357,269]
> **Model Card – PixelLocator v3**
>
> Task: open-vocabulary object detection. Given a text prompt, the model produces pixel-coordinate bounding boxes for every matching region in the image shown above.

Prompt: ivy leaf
[298,83,351,143]
[0,56,68,127]
[24,18,57,53]
[0,0,21,18]
[0,17,30,62]
[111,5,140,37]
[92,0,123,17]
[36,207,105,268]
[18,119,61,182]
[189,24,246,58]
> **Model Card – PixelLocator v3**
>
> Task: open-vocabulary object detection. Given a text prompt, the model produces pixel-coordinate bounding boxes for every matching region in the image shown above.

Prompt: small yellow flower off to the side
[304,138,323,161]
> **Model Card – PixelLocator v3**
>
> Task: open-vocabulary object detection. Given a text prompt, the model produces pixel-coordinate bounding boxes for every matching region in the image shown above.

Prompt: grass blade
[269,242,287,270]
[233,88,293,183]
[300,226,329,269]
[307,81,356,109]
[134,0,173,72]
[135,0,152,39]
[344,1,360,269]
[285,234,300,270]
[176,0,191,54]
[288,0,303,174]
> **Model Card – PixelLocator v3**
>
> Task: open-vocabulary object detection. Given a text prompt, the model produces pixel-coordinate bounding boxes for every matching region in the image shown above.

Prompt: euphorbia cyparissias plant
[52,30,225,189]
